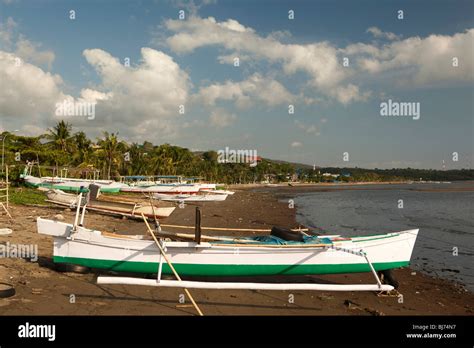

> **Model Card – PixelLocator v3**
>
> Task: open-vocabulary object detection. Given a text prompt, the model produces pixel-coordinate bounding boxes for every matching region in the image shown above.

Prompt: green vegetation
[1,122,472,184]
[9,187,51,206]
[1,122,294,184]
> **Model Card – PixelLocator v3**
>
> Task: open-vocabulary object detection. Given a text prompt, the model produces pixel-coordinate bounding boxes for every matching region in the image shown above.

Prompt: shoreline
[0,187,472,315]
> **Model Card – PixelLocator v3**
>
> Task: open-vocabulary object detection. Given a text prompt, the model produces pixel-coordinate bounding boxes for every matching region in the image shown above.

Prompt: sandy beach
[0,186,473,315]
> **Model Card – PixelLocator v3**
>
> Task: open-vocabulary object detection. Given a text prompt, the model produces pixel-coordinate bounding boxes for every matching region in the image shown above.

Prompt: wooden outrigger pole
[158,224,309,233]
[141,213,204,316]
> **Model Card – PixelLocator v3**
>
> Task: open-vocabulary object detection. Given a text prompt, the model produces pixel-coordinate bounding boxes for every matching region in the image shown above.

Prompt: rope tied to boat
[325,244,366,257]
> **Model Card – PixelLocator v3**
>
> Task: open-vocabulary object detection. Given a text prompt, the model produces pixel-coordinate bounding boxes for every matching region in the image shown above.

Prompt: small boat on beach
[120,185,201,194]
[118,175,233,195]
[21,165,127,193]
[36,202,419,292]
[153,193,228,202]
[45,188,175,219]
[205,189,235,195]
[22,174,127,193]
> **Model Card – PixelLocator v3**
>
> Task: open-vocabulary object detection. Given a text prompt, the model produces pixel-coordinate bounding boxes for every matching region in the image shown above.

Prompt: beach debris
[411,271,417,276]
[0,228,13,235]
[53,214,65,221]
[31,288,42,295]
[318,294,334,301]
[344,299,361,310]
[377,289,401,298]
[364,307,385,316]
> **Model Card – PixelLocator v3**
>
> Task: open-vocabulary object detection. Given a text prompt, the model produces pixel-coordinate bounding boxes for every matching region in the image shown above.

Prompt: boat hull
[24,176,124,193]
[153,193,228,202]
[37,218,418,277]
[120,185,200,194]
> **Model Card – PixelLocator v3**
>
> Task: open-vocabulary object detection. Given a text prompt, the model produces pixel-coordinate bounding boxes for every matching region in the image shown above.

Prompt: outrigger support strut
[325,245,384,289]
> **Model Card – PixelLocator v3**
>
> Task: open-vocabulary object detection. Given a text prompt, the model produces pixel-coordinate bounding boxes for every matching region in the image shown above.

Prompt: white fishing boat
[45,188,175,219]
[153,193,228,202]
[21,165,127,193]
[36,202,419,292]
[204,189,235,195]
[120,184,201,194]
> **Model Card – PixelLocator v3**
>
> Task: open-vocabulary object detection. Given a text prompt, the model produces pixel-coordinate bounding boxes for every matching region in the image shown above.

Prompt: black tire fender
[270,226,305,241]
[0,282,16,298]
[55,263,90,274]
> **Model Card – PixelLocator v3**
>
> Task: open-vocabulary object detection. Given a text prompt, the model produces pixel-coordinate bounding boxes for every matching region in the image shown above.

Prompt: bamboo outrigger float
[36,198,419,293]
[45,186,175,219]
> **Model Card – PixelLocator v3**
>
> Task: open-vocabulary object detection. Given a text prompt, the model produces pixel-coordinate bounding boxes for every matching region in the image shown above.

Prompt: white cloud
[0,51,66,125]
[291,141,302,148]
[78,88,113,103]
[350,29,474,85]
[161,16,473,102]
[0,17,55,69]
[0,17,17,46]
[0,33,191,141]
[366,27,401,41]
[294,120,320,136]
[82,47,191,134]
[161,16,364,104]
[209,109,236,128]
[15,38,55,69]
[328,84,371,105]
[197,73,295,108]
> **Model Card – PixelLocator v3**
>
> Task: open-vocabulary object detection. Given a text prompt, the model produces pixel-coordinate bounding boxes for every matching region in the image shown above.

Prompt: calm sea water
[288,182,474,291]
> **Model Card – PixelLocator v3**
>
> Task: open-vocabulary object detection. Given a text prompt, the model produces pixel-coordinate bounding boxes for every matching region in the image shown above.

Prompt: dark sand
[0,187,473,315]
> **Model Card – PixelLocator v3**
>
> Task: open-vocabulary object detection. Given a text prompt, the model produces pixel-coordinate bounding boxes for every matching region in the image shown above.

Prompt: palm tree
[96,132,123,180]
[46,120,73,153]
[73,131,92,166]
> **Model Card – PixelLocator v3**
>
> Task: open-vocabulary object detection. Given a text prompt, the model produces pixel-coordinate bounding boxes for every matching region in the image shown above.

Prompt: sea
[284,182,473,291]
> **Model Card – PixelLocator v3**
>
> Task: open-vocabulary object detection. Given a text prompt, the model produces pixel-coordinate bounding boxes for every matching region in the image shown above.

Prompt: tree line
[1,121,295,184]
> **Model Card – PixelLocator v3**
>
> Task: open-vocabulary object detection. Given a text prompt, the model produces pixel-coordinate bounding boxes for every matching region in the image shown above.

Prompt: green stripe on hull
[53,256,409,276]
[25,182,120,193]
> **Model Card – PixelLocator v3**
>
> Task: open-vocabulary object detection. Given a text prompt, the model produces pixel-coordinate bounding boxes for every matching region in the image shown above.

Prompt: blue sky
[0,0,473,169]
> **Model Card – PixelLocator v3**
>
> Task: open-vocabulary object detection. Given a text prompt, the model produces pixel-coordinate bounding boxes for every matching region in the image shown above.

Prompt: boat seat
[270,226,305,242]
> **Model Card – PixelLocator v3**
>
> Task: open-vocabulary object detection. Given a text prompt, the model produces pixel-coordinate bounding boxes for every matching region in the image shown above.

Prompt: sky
[0,0,473,169]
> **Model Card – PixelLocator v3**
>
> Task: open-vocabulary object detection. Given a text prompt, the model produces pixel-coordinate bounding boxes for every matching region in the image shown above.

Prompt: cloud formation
[0,17,55,69]
[345,29,474,86]
[197,73,296,108]
[162,17,355,99]
[160,16,473,104]
[209,109,236,128]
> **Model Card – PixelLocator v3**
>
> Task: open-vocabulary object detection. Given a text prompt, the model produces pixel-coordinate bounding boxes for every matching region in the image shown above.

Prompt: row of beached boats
[25,165,419,312]
[21,165,234,202]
